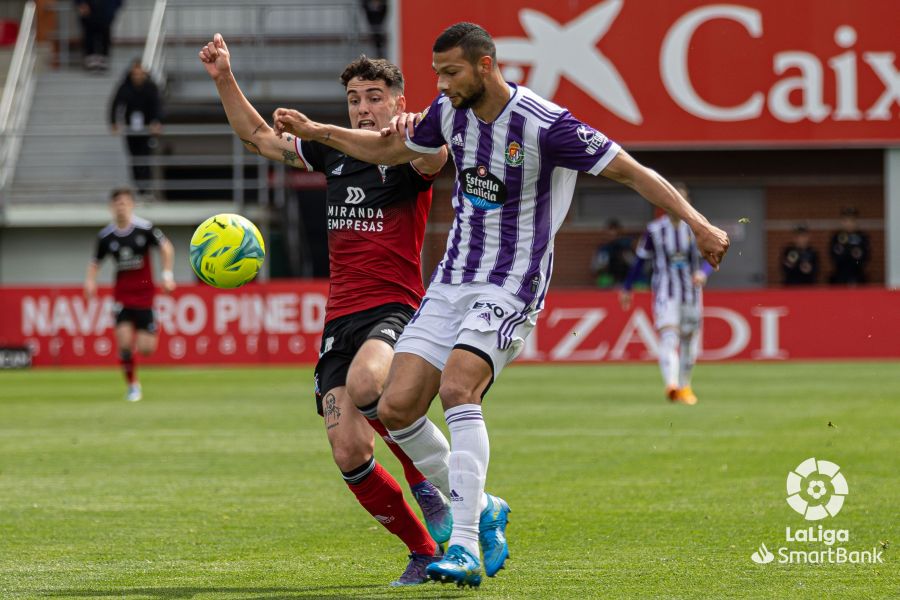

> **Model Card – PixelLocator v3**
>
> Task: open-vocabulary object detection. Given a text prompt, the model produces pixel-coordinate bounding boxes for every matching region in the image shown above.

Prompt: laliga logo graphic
[495,0,643,125]
[786,457,848,521]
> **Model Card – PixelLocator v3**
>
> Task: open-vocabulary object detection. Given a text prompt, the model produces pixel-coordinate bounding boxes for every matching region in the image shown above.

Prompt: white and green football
[189,213,265,288]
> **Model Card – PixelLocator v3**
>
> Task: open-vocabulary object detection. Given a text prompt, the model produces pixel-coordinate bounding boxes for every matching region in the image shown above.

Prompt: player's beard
[454,79,487,110]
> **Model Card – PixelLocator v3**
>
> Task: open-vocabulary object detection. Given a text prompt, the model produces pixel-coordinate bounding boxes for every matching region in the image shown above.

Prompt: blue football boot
[479,493,511,577]
[425,544,482,588]
[411,480,452,544]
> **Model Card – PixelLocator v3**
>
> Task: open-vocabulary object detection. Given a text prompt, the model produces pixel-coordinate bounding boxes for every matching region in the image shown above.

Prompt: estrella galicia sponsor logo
[461,166,507,210]
[505,141,525,167]
[576,124,608,155]
[750,458,883,565]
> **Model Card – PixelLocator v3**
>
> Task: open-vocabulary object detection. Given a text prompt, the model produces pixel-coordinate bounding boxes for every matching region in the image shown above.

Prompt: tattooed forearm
[251,123,264,136]
[241,139,261,154]
[282,150,299,164]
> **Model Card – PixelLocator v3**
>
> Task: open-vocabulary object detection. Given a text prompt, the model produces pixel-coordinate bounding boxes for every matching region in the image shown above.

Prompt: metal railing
[0,0,37,219]
[6,124,296,210]
[142,0,168,86]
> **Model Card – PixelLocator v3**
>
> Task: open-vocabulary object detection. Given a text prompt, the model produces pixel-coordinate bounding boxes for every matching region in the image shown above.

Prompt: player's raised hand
[381,111,422,138]
[272,108,314,139]
[199,33,231,80]
[695,223,730,270]
[84,279,97,299]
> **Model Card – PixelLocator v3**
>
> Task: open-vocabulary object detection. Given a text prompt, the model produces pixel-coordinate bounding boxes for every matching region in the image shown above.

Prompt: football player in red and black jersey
[84,188,175,401]
[201,35,450,585]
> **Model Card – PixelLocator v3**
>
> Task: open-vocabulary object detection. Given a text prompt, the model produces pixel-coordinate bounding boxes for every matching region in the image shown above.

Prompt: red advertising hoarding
[398,0,900,146]
[0,283,897,366]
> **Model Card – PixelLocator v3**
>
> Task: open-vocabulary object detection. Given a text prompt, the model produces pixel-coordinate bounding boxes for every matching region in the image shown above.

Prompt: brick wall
[766,185,884,285]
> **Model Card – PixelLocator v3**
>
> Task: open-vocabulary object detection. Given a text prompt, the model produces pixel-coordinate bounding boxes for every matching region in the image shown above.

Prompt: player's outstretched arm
[84,261,99,299]
[159,238,176,293]
[602,151,730,269]
[272,108,424,166]
[199,34,306,168]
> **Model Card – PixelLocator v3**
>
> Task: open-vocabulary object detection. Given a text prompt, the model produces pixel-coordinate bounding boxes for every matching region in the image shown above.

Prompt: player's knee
[346,369,382,408]
[330,439,373,472]
[439,380,479,408]
[377,396,411,430]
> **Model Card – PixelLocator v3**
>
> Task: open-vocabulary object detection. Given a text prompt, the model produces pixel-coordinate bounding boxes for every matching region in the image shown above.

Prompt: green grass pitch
[1,362,898,599]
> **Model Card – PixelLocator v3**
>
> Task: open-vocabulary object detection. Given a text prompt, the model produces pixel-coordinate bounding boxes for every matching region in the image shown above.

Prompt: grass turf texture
[1,363,898,599]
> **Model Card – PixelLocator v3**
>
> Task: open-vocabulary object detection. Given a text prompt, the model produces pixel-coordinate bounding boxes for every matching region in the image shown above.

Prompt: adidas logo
[380,328,397,340]
[331,163,344,175]
[451,133,464,147]
[450,489,463,502]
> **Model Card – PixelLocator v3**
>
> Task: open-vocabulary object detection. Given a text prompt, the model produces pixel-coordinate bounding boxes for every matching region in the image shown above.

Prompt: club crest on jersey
[461,166,507,211]
[505,141,524,167]
[377,164,388,183]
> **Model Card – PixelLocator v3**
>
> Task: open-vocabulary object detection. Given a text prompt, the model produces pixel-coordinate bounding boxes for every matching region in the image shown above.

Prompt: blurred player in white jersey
[272,22,729,587]
[620,183,713,405]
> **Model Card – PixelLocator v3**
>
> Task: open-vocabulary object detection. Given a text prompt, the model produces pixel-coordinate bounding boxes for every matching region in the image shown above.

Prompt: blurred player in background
[273,22,728,587]
[84,188,175,401]
[200,34,451,585]
[620,183,713,405]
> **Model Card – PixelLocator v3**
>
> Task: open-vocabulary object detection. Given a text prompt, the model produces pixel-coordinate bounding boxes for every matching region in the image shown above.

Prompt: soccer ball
[189,213,265,288]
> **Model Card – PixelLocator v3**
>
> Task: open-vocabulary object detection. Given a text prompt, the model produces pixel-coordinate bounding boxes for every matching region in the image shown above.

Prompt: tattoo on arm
[251,123,264,136]
[282,149,299,164]
[241,138,261,153]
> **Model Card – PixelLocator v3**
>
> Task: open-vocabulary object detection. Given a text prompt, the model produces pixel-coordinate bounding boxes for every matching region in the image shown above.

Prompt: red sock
[119,350,136,385]
[366,417,426,487]
[347,462,435,556]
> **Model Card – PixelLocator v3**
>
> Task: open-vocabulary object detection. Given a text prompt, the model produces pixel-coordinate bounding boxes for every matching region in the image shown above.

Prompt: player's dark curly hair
[340,55,404,94]
[433,22,496,65]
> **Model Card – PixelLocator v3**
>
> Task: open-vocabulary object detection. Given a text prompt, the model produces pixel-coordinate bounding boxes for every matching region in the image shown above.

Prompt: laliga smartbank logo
[751,458,883,565]
[786,457,847,520]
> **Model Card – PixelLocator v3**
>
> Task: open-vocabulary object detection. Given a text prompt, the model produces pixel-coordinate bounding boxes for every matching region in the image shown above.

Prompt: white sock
[388,416,451,496]
[445,404,489,558]
[678,330,699,388]
[658,328,680,388]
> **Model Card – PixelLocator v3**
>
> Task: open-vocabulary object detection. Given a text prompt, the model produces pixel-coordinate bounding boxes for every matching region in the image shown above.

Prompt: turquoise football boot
[425,544,482,588]
[479,493,511,576]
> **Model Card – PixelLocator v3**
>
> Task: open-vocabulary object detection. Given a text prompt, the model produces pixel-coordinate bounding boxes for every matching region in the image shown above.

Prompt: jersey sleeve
[94,235,108,262]
[405,161,439,191]
[545,112,621,175]
[405,96,446,155]
[149,226,166,247]
[295,137,326,172]
[635,230,654,260]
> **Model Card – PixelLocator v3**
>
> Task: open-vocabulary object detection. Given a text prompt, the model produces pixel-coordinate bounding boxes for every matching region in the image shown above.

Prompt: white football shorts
[653,293,702,334]
[394,281,536,377]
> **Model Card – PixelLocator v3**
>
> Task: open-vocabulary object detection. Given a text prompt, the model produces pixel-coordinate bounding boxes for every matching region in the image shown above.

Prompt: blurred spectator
[360,0,387,57]
[829,207,870,285]
[591,218,636,288]
[110,60,162,196]
[781,225,819,285]
[75,0,122,72]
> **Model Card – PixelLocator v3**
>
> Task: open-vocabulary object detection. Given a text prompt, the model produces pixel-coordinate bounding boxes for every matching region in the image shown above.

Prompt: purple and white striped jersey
[636,215,704,305]
[406,84,620,310]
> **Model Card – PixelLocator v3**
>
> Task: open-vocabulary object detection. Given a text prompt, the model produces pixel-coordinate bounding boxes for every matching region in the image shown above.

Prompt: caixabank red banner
[397,0,900,146]
[0,283,897,366]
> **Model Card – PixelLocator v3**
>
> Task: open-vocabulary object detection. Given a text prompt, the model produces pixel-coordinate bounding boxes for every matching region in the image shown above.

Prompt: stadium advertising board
[0,283,897,366]
[398,0,900,146]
